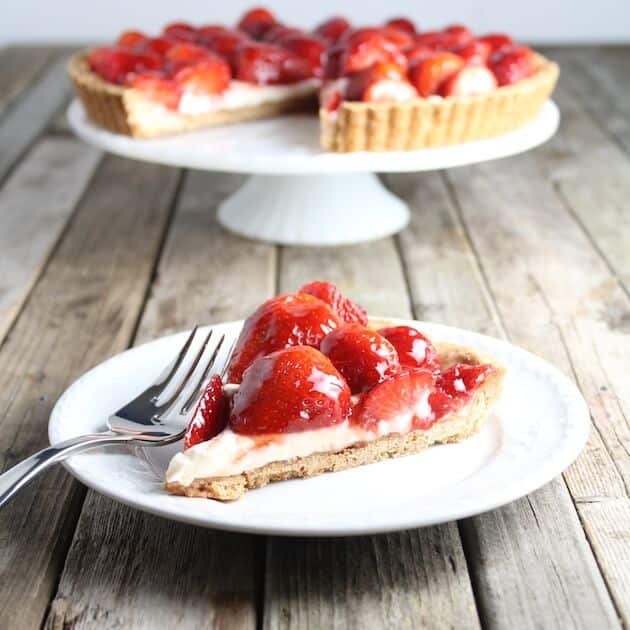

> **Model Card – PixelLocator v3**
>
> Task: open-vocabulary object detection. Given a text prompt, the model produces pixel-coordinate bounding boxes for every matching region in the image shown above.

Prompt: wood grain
[270,244,480,629]
[47,171,271,629]
[0,156,180,630]
[0,137,101,344]
[0,51,73,183]
[387,170,620,628]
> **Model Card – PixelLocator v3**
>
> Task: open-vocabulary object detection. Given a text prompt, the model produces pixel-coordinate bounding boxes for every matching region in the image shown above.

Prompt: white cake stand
[68,100,559,246]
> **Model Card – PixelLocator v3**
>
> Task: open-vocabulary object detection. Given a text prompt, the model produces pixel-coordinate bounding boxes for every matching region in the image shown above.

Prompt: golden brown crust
[68,52,318,138]
[319,54,559,152]
[165,341,505,501]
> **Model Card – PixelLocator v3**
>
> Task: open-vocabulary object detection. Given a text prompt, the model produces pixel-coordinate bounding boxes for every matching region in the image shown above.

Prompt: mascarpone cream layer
[166,390,431,485]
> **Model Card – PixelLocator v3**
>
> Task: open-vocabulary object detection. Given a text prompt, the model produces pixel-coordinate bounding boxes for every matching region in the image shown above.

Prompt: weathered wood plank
[267,243,480,630]
[0,137,101,344]
[388,170,620,628]
[46,171,270,630]
[0,156,180,630]
[0,46,55,118]
[0,53,73,183]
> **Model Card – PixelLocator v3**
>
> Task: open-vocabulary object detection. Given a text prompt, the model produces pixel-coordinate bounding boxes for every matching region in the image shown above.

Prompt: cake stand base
[216,173,409,246]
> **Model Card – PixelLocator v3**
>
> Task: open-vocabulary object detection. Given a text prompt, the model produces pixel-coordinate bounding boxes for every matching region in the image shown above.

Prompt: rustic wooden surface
[0,46,628,629]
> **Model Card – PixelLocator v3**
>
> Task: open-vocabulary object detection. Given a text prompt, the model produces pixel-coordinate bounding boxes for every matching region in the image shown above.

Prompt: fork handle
[0,432,133,509]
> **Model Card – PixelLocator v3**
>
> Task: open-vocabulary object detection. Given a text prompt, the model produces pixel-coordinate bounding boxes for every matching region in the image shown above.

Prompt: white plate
[49,319,589,536]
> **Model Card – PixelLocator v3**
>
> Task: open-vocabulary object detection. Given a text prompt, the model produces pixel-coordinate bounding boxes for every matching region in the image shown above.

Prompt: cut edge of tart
[68,52,319,138]
[165,318,505,501]
[319,54,558,152]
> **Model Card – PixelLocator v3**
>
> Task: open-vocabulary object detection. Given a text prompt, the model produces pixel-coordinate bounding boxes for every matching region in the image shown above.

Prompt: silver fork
[0,326,235,509]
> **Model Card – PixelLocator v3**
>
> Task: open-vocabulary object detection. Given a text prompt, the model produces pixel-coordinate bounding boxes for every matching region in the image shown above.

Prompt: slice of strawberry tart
[165,281,504,500]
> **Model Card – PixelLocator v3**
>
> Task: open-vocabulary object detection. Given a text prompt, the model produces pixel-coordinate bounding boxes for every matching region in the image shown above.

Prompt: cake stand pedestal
[68,100,559,247]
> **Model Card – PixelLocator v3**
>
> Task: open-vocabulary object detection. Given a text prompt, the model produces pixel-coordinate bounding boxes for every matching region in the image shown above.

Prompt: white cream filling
[178,79,320,115]
[166,390,431,485]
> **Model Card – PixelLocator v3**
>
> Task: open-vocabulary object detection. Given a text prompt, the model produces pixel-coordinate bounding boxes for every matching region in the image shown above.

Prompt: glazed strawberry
[332,30,408,76]
[478,33,514,54]
[386,18,417,35]
[227,293,341,383]
[230,346,351,434]
[165,43,209,64]
[116,31,147,49]
[183,374,228,449]
[298,280,368,325]
[198,26,250,59]
[320,323,400,394]
[455,40,492,65]
[345,63,417,103]
[280,35,326,77]
[163,22,198,42]
[174,57,231,95]
[237,7,277,39]
[319,79,346,111]
[354,368,436,429]
[142,37,176,56]
[405,44,434,64]
[262,25,303,44]
[441,65,497,97]
[128,74,182,109]
[489,46,536,86]
[314,17,352,44]
[88,48,158,84]
[408,52,464,97]
[378,326,439,372]
[414,27,472,52]
[444,24,474,45]
[381,27,415,50]
[234,42,312,84]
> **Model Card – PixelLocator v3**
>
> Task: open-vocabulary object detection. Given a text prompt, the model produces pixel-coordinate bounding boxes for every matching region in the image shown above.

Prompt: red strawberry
[355,368,436,429]
[163,22,198,42]
[298,280,368,325]
[262,24,303,44]
[386,18,417,35]
[489,46,536,86]
[198,26,250,59]
[333,31,408,76]
[280,35,326,77]
[233,42,312,84]
[227,293,341,383]
[405,44,434,64]
[380,27,415,49]
[408,52,464,97]
[174,57,231,94]
[378,326,439,372]
[314,17,352,44]
[165,42,209,64]
[237,7,277,39]
[444,24,474,46]
[142,37,176,56]
[345,64,417,103]
[230,346,351,434]
[440,65,497,97]
[88,48,157,84]
[320,323,400,393]
[414,30,469,51]
[128,74,182,109]
[183,374,228,449]
[477,33,514,54]
[455,40,492,65]
[116,30,147,49]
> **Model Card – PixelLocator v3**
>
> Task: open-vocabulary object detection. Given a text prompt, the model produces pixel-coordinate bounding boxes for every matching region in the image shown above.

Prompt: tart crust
[165,340,505,501]
[320,54,559,151]
[68,52,318,138]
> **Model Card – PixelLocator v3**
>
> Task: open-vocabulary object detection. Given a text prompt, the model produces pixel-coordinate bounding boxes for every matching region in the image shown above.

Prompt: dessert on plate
[69,7,558,150]
[165,281,505,500]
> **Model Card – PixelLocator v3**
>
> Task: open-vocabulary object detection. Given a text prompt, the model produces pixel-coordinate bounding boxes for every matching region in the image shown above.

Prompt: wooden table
[0,45,629,629]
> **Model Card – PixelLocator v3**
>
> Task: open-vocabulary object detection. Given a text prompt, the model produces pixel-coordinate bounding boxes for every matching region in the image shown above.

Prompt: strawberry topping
[477,33,514,54]
[230,346,351,434]
[183,374,228,449]
[233,42,313,84]
[408,52,464,97]
[378,325,439,372]
[298,280,368,325]
[163,22,198,42]
[489,46,536,86]
[237,7,277,39]
[320,323,400,393]
[386,18,417,35]
[227,293,341,383]
[116,31,147,49]
[455,40,492,65]
[440,65,497,97]
[314,17,352,44]
[128,74,182,109]
[173,57,231,94]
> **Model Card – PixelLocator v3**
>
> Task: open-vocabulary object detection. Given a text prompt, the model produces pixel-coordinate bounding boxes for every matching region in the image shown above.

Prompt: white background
[1,0,629,45]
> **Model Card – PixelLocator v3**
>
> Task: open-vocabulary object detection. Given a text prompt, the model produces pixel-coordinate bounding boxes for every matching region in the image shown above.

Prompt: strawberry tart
[69,8,558,150]
[165,281,505,500]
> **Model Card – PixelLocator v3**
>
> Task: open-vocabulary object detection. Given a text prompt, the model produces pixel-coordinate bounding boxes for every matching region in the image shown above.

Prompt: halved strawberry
[198,26,250,60]
[230,346,351,434]
[378,325,440,372]
[165,42,210,64]
[163,22,198,42]
[477,33,514,54]
[455,40,492,65]
[443,24,474,46]
[262,24,303,44]
[381,27,415,49]
[334,31,408,76]
[88,48,158,84]
[489,46,536,86]
[174,57,231,95]
[355,368,436,429]
[314,17,352,43]
[414,29,471,51]
[116,30,147,49]
[405,44,434,64]
[440,65,497,97]
[298,280,368,325]
[183,374,228,449]
[128,74,182,109]
[280,35,326,77]
[386,17,417,35]
[408,52,464,97]
[233,42,311,84]
[237,7,277,39]
[320,323,401,394]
